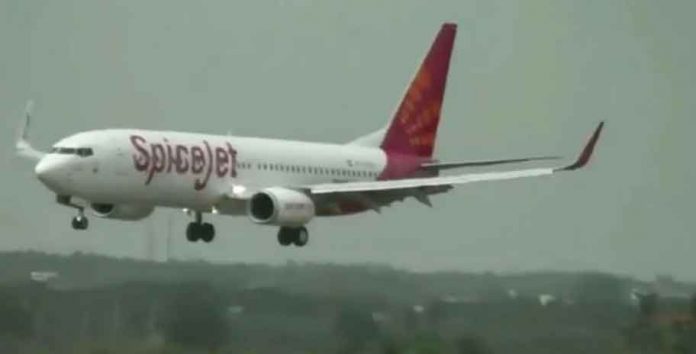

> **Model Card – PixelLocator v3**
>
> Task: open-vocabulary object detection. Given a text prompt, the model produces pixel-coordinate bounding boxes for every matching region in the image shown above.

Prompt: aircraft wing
[419,156,560,171]
[309,122,604,196]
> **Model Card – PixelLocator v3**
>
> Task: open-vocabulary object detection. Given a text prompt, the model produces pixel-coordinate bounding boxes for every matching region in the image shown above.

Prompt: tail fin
[16,100,45,162]
[380,23,457,158]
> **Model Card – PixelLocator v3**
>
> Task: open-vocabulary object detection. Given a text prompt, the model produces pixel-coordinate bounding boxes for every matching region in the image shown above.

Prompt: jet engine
[90,203,154,221]
[248,188,315,226]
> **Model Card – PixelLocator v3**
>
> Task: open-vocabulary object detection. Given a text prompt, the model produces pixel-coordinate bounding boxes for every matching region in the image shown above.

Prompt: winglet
[557,122,604,171]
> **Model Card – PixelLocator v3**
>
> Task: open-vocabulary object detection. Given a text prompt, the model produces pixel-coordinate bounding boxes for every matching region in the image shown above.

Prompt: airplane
[16,23,604,247]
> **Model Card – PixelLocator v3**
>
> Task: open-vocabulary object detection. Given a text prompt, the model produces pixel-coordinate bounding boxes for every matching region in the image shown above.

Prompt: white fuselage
[35,129,386,216]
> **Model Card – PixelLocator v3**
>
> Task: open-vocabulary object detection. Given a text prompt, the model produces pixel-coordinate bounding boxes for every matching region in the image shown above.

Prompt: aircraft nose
[35,156,65,189]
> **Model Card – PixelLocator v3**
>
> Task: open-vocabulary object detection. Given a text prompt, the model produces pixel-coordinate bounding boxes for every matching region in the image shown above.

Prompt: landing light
[232,184,246,196]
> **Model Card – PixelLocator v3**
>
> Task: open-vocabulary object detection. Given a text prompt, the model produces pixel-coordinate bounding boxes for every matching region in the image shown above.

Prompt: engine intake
[248,188,315,226]
[90,203,154,221]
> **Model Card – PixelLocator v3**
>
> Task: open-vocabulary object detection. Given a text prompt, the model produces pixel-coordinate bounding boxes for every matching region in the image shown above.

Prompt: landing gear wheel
[293,227,309,247]
[277,227,309,247]
[201,223,215,243]
[71,215,89,230]
[185,212,216,243]
[186,223,199,242]
[277,228,294,246]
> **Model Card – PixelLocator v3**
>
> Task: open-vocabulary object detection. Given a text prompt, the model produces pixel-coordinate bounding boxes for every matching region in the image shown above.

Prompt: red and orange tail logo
[380,23,456,158]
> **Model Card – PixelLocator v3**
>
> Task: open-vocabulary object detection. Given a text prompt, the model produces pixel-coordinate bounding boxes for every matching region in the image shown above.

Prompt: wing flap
[420,156,560,171]
[311,168,553,194]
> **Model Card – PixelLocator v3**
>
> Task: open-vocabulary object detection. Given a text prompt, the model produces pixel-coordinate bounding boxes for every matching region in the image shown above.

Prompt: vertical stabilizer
[379,23,456,158]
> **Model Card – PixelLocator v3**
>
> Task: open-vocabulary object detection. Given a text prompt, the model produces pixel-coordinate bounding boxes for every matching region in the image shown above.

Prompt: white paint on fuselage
[39,129,386,215]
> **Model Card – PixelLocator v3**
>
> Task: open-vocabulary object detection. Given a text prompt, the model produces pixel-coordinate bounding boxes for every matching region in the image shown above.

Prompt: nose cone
[35,156,67,191]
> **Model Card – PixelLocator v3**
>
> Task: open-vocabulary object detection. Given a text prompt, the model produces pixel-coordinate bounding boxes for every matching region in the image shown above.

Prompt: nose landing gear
[185,211,215,243]
[71,214,89,230]
[57,195,89,231]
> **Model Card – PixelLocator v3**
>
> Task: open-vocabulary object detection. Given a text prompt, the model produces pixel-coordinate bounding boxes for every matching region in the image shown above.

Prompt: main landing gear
[186,211,215,243]
[277,226,309,247]
[57,195,89,231]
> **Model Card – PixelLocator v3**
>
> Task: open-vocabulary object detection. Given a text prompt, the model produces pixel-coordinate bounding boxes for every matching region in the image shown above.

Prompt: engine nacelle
[90,203,154,221]
[248,188,315,227]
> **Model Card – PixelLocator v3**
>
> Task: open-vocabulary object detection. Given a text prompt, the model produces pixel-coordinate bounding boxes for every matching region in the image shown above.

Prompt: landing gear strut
[186,211,215,243]
[57,195,89,231]
[277,226,309,247]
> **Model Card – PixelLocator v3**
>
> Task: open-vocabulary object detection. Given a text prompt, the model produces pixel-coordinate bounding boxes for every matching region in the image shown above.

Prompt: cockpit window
[51,147,76,154]
[76,148,93,157]
[50,147,93,157]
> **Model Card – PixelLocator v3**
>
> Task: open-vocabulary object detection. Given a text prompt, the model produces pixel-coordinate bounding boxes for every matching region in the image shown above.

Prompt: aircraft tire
[186,223,199,242]
[277,228,294,246]
[293,227,309,247]
[201,223,215,243]
[71,216,88,230]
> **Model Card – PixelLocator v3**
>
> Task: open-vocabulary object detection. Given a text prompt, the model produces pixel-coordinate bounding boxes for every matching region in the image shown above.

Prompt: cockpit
[50,147,94,157]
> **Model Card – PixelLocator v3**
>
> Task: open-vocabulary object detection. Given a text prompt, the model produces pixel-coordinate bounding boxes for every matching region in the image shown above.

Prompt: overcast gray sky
[1,0,694,280]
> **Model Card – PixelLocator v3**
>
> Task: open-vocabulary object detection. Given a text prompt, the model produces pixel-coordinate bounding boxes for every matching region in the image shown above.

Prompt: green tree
[409,332,444,354]
[161,283,230,350]
[0,288,32,339]
[426,300,447,327]
[573,273,624,303]
[334,306,379,353]
[637,293,658,320]
[456,334,493,354]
